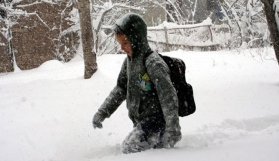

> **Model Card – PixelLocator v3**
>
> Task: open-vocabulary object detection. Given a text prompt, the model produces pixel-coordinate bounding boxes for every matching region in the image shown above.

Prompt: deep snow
[1,48,279,161]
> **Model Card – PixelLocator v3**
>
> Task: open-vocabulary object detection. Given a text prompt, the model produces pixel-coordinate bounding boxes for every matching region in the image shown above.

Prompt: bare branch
[95,3,143,33]
[230,0,240,9]
[27,13,51,30]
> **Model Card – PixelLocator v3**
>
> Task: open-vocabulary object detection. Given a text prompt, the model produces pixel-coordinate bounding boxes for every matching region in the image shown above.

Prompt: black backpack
[146,52,196,117]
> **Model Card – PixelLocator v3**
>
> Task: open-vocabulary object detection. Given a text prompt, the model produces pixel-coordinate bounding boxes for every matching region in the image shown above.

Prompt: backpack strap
[143,49,154,67]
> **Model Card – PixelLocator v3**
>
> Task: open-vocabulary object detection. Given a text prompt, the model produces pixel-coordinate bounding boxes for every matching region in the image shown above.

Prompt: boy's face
[116,34,133,57]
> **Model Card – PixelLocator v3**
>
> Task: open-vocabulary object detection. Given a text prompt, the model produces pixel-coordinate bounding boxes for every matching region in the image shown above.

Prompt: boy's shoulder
[145,51,169,70]
[145,51,161,64]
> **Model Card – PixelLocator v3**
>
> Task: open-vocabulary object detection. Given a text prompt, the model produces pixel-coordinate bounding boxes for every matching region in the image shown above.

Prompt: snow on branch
[229,0,240,9]
[148,18,212,31]
[149,1,177,24]
[94,3,143,33]
[26,12,51,30]
[15,0,59,8]
[101,18,212,32]
[60,23,79,37]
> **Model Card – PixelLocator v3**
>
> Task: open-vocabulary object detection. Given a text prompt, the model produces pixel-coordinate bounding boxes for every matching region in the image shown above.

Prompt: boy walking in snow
[92,13,181,153]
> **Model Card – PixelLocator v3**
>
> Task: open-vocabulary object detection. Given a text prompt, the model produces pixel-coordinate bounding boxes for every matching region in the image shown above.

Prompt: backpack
[146,52,196,117]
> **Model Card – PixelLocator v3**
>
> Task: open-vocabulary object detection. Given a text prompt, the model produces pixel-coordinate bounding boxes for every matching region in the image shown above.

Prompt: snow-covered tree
[261,0,279,66]
[91,0,144,55]
[0,0,19,73]
[219,0,267,48]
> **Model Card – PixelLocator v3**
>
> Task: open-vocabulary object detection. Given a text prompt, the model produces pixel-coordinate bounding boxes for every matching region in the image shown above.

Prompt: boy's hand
[92,112,105,129]
[162,131,182,148]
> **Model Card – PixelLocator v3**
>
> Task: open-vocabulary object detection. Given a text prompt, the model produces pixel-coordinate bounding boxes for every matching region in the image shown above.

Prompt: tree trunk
[261,0,279,66]
[0,0,14,73]
[78,0,97,79]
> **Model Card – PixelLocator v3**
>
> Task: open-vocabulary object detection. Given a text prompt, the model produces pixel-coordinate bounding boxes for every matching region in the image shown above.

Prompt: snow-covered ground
[1,48,279,161]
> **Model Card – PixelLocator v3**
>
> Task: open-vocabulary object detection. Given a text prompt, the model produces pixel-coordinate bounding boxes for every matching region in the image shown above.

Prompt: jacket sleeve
[146,55,181,133]
[97,58,127,118]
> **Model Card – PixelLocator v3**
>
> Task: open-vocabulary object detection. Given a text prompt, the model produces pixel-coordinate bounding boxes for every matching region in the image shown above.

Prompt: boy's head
[115,33,133,57]
[113,13,149,57]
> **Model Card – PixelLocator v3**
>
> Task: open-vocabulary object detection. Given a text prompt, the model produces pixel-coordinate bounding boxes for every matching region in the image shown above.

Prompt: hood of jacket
[113,13,151,59]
